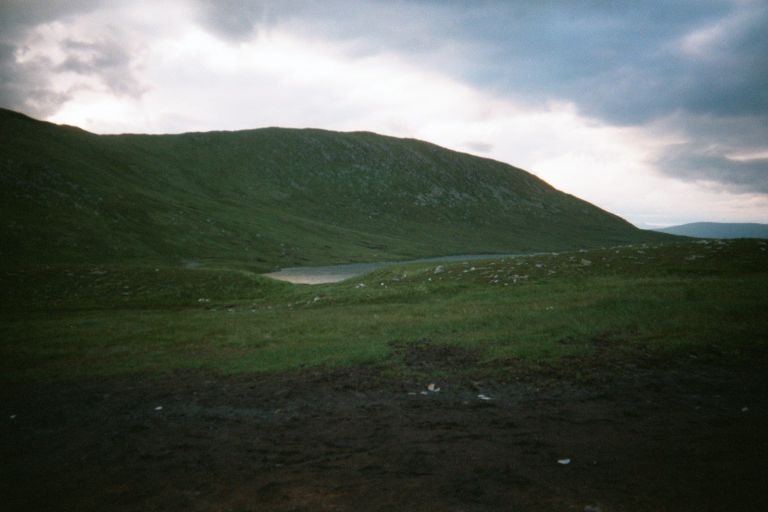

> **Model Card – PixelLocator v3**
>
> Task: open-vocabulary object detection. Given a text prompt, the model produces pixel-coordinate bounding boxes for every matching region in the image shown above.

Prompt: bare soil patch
[2,352,767,511]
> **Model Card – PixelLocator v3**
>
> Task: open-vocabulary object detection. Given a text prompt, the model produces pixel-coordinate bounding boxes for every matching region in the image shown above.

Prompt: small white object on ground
[10,414,16,419]
[742,406,749,412]
[477,394,492,401]
[427,383,440,392]
[154,406,163,411]
[557,458,571,465]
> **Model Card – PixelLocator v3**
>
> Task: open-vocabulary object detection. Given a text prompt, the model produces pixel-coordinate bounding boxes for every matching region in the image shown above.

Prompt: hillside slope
[655,222,768,239]
[1,108,669,269]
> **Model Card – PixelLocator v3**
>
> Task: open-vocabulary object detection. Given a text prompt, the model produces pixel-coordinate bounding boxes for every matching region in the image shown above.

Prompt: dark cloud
[0,0,144,115]
[57,37,146,97]
[0,1,100,115]
[0,0,103,30]
[406,0,766,125]
[0,42,71,117]
[191,1,767,120]
[655,113,768,193]
[659,143,768,193]
[194,0,273,40]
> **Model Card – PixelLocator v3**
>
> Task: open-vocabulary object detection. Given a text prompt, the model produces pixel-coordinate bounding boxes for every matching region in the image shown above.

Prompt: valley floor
[2,351,767,512]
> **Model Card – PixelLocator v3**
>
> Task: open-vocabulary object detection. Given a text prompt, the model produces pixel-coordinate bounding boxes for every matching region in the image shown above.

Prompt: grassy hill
[1,108,669,270]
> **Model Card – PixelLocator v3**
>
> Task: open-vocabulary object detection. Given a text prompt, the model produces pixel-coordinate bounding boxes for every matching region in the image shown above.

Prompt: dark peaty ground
[2,353,767,512]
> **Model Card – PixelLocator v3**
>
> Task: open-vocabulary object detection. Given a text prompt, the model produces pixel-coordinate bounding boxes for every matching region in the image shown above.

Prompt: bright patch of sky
[2,0,767,227]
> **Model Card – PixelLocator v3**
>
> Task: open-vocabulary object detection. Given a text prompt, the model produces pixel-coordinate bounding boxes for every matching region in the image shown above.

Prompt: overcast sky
[2,0,767,227]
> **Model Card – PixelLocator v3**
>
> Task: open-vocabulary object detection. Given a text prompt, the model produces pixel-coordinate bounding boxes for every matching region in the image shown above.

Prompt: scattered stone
[355,283,365,288]
[557,458,571,465]
[477,394,492,401]
[154,406,163,411]
[434,265,445,274]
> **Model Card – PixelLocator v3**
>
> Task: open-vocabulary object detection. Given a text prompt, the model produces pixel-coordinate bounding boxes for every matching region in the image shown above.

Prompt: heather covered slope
[0,108,669,269]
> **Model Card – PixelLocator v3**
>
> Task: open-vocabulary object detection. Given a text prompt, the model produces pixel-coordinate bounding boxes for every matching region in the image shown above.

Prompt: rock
[557,458,571,465]
[580,259,592,266]
[434,265,445,274]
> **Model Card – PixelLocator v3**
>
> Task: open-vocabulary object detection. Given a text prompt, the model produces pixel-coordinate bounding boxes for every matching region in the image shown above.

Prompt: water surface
[263,253,520,284]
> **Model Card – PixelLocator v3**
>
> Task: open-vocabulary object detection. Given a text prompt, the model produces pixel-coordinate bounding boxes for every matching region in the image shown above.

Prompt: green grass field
[3,239,766,382]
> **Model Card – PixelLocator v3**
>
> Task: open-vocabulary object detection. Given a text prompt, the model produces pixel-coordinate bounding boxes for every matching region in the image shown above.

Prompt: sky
[1,0,767,228]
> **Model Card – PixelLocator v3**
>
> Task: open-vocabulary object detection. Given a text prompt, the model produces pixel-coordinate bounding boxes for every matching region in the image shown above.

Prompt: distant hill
[654,222,768,239]
[0,108,672,269]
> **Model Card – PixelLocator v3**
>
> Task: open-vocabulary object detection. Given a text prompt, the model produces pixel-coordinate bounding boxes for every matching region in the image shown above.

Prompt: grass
[3,239,767,382]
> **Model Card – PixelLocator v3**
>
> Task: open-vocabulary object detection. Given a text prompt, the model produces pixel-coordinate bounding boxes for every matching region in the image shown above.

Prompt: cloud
[193,0,271,40]
[464,141,493,153]
[0,42,70,117]
[55,36,146,97]
[0,0,106,114]
[0,0,166,115]
[651,112,768,192]
[659,144,768,193]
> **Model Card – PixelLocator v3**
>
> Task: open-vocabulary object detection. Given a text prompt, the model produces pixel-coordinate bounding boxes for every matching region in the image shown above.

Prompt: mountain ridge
[0,108,672,270]
[655,222,768,239]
